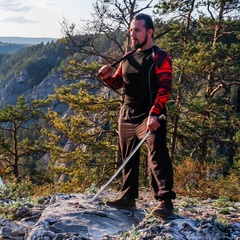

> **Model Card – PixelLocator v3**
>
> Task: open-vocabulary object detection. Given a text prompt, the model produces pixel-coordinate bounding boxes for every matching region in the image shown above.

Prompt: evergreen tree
[0,96,45,180]
[43,64,121,192]
[154,0,240,163]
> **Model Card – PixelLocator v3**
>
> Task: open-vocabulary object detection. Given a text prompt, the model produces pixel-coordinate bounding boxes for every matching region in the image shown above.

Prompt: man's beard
[131,33,148,49]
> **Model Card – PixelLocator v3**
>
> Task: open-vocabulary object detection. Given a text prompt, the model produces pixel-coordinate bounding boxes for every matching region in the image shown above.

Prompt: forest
[0,0,239,203]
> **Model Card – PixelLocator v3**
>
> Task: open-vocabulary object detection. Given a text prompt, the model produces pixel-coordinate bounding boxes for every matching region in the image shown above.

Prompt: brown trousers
[118,107,176,200]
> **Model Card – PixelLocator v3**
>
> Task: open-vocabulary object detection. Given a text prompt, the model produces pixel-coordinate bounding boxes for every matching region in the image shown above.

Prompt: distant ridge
[0,36,58,45]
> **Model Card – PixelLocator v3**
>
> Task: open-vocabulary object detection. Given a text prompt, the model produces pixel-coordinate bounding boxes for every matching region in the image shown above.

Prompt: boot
[105,197,136,210]
[151,199,173,218]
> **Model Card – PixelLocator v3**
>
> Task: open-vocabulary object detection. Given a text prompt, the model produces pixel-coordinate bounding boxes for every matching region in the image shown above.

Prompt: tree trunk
[13,125,19,178]
[170,66,184,160]
[170,1,194,160]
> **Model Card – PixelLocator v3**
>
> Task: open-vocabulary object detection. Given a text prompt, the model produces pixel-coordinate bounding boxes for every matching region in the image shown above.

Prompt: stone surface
[28,193,144,240]
[0,192,239,239]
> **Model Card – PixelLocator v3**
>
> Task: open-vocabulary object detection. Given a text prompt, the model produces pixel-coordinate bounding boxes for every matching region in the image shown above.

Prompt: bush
[173,158,240,200]
[0,177,34,200]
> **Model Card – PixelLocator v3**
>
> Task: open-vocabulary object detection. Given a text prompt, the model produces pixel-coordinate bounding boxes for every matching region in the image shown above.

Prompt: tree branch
[209,81,240,98]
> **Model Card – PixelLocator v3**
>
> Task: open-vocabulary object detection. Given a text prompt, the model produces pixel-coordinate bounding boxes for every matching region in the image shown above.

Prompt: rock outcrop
[28,194,144,240]
[0,192,239,239]
[0,70,70,113]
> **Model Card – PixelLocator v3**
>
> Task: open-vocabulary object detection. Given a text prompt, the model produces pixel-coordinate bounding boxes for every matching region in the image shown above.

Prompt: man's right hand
[98,65,113,80]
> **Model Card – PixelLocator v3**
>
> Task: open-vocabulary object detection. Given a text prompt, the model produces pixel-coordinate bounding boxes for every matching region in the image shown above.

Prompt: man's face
[130,19,148,49]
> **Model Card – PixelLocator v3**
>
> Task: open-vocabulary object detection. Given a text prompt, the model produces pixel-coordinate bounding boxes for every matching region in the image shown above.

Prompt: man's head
[130,13,154,50]
[134,14,154,36]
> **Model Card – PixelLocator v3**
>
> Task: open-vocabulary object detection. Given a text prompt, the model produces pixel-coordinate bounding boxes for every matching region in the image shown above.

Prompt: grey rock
[28,193,144,240]
[0,227,12,237]
[0,193,239,240]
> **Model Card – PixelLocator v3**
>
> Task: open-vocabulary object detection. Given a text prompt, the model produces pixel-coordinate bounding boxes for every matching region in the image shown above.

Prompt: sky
[0,0,95,38]
[0,0,158,39]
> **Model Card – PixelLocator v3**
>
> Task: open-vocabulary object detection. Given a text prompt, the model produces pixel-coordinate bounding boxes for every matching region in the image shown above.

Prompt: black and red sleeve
[150,49,172,116]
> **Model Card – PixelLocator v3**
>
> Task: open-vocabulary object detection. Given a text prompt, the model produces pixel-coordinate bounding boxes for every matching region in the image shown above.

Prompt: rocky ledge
[0,192,239,239]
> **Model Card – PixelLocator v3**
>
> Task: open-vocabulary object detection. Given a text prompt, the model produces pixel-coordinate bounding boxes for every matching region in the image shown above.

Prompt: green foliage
[213,131,240,201]
[0,177,52,220]
[0,42,28,54]
[0,177,34,200]
[0,41,69,87]
[64,60,103,80]
[214,196,232,208]
[84,183,99,194]
[157,0,240,169]
[0,95,46,179]
[42,63,122,192]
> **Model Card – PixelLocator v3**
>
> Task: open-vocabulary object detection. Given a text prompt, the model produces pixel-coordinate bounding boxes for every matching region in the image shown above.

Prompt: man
[98,13,176,218]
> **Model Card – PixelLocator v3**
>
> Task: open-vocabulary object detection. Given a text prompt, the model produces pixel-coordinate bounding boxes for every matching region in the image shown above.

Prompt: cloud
[1,16,38,23]
[0,0,32,12]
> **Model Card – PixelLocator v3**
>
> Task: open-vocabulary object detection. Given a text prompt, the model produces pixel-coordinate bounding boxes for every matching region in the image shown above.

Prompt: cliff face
[0,69,70,114]
[0,39,74,111]
[0,69,31,107]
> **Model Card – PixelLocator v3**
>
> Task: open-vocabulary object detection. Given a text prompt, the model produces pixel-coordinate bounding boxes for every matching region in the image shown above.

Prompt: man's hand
[98,65,113,80]
[146,116,161,132]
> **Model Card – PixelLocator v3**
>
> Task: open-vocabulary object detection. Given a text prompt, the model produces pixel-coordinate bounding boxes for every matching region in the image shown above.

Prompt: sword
[91,114,167,202]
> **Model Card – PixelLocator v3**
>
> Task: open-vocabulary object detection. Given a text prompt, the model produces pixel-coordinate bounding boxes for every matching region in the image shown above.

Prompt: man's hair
[133,13,154,33]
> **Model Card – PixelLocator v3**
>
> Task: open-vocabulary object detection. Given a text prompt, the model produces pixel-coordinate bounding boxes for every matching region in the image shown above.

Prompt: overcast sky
[0,0,95,38]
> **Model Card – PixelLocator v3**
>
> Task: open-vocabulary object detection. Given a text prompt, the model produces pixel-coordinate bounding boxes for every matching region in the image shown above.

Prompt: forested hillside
[0,37,57,45]
[0,0,239,205]
[0,42,29,54]
[0,41,67,86]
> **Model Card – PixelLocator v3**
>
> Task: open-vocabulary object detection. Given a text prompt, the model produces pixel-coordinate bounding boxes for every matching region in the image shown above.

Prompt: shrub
[173,158,236,199]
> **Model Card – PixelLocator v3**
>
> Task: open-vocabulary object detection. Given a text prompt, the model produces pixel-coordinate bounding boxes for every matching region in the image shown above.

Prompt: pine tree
[0,96,45,180]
